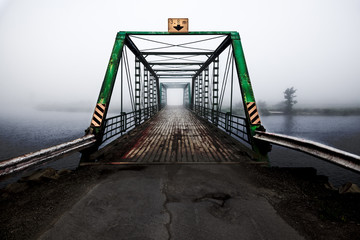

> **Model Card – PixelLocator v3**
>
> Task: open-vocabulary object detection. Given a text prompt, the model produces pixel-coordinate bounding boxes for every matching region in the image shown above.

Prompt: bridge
[1,27,360,239]
[1,30,359,176]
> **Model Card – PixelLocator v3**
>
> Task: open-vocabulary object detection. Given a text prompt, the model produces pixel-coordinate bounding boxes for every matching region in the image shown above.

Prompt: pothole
[193,192,231,207]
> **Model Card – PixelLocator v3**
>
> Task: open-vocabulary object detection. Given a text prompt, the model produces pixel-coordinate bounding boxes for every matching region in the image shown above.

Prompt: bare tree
[284,87,297,114]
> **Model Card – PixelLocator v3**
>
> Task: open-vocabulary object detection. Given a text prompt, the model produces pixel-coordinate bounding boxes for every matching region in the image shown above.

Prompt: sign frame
[168,18,189,33]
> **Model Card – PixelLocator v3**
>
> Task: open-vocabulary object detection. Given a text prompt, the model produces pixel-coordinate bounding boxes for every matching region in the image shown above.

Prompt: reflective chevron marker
[246,102,261,125]
[91,103,106,127]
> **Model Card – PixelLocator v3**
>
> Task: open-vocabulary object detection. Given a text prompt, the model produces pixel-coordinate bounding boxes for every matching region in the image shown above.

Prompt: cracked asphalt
[38,164,304,240]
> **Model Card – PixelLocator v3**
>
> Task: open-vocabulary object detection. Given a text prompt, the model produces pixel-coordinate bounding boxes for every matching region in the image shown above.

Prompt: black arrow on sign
[173,25,184,31]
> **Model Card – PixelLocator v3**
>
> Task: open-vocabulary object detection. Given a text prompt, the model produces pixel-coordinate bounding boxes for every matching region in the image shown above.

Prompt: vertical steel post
[160,85,167,106]
[191,76,195,110]
[204,67,209,118]
[183,87,186,106]
[230,57,234,133]
[161,84,166,106]
[144,69,149,119]
[195,76,199,113]
[149,74,154,116]
[188,84,191,107]
[135,58,141,125]
[183,84,190,106]
[153,77,158,112]
[212,57,219,125]
[231,32,270,158]
[199,72,203,115]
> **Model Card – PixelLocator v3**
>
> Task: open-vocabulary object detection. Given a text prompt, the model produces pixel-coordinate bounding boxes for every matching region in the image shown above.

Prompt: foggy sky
[0,0,360,113]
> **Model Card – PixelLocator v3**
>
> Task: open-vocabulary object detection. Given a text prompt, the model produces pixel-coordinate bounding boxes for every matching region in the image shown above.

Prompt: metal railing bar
[254,131,360,173]
[0,135,96,177]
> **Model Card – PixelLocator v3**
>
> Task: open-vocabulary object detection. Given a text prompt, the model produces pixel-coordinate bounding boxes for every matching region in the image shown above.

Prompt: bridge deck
[96,107,252,163]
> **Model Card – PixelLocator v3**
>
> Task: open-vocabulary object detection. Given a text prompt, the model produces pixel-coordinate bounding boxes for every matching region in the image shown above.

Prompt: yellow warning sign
[168,18,189,33]
[91,103,106,127]
[246,102,261,125]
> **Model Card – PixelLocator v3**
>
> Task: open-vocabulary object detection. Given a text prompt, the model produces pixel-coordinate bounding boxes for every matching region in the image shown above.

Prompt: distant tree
[284,87,297,114]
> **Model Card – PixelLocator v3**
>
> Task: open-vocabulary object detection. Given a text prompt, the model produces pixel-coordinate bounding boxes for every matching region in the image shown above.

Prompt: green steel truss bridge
[1,31,360,177]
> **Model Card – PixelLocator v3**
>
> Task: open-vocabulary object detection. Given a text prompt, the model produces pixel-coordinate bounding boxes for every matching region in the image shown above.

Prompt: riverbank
[263,107,360,116]
[1,162,359,239]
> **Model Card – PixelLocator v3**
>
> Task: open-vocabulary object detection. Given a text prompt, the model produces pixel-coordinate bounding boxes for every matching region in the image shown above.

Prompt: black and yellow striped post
[80,33,126,162]
[91,103,106,128]
[231,32,271,160]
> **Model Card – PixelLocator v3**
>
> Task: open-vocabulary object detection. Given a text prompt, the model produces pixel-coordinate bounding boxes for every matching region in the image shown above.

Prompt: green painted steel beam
[82,33,126,161]
[231,33,255,103]
[231,32,270,159]
[97,34,125,105]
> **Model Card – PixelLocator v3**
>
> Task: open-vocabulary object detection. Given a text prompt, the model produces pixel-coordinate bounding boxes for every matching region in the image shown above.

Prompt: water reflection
[283,115,295,135]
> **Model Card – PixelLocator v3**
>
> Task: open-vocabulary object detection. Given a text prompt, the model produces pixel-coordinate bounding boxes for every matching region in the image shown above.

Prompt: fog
[0,0,360,115]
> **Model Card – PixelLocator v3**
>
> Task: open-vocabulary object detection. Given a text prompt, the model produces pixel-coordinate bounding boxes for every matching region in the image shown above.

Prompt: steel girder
[85,31,268,161]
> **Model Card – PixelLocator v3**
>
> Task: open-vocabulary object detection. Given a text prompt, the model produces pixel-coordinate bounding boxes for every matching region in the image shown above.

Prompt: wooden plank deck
[99,107,253,163]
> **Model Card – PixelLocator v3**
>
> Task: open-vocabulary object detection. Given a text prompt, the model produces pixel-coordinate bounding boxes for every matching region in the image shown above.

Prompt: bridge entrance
[82,31,269,162]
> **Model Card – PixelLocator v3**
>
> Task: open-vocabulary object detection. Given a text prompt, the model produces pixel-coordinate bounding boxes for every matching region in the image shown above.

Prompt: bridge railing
[191,105,250,144]
[0,135,97,177]
[102,105,158,143]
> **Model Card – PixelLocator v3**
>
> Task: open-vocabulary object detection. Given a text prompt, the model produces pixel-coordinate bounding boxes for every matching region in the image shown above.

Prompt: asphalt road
[39,164,304,240]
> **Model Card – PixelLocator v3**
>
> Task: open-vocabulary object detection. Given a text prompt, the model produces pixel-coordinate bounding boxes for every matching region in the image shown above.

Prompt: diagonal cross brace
[124,35,161,108]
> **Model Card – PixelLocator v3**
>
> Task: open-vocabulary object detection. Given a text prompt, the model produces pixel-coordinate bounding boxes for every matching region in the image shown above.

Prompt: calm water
[1,110,359,187]
[261,115,360,186]
[0,110,91,172]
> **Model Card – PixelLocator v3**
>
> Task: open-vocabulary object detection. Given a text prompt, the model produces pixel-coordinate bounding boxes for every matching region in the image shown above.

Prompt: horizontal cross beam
[149,62,203,66]
[142,52,212,56]
[159,77,193,79]
[154,69,199,72]
[157,74,194,77]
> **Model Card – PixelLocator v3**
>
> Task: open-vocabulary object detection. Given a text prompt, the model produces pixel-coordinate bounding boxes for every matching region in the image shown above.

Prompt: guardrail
[0,135,96,177]
[192,105,249,144]
[102,105,158,142]
[0,105,160,178]
[253,131,360,173]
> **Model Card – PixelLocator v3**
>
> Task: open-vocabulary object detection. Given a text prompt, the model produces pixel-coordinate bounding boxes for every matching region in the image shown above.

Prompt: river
[1,110,359,187]
[261,115,360,186]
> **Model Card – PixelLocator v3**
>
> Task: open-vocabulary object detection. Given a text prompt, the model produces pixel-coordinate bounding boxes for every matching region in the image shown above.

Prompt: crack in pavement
[161,179,173,240]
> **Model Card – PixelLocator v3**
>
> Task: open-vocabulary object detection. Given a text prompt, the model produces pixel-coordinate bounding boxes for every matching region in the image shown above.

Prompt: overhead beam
[158,74,194,77]
[159,77,192,79]
[149,62,203,66]
[154,69,199,72]
[142,52,212,56]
